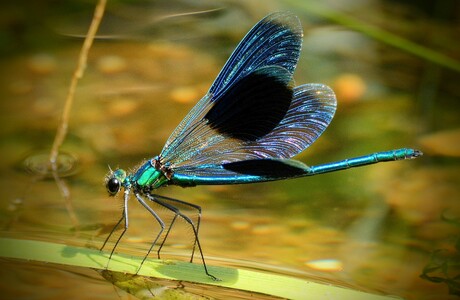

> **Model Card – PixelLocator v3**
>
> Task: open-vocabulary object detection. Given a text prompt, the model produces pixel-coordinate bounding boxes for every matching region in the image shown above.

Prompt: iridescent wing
[161,12,302,161]
[172,83,336,180]
[208,11,303,100]
[159,12,337,181]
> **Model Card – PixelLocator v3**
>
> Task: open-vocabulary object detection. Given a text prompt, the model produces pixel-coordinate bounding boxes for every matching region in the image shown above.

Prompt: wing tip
[263,11,303,39]
[293,83,337,111]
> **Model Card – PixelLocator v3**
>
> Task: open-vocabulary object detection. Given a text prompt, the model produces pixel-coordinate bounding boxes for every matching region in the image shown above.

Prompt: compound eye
[106,177,121,196]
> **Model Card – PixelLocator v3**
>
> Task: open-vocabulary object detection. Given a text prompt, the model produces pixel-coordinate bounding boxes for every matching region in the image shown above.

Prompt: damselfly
[102,12,422,280]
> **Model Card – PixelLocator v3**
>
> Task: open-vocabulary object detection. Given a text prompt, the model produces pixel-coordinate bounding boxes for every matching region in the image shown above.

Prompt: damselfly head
[105,168,127,196]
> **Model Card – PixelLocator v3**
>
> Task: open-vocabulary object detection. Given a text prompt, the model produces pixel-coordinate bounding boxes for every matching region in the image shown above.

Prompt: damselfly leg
[145,194,217,280]
[149,194,202,263]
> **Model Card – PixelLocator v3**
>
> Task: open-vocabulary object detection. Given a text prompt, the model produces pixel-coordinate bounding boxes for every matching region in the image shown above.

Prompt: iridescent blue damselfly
[101,12,422,280]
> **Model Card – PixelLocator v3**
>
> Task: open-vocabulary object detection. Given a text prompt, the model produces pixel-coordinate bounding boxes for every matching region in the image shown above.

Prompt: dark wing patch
[204,66,293,141]
[223,159,310,178]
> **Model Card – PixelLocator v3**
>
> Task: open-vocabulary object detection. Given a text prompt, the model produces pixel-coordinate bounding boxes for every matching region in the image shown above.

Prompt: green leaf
[0,238,401,300]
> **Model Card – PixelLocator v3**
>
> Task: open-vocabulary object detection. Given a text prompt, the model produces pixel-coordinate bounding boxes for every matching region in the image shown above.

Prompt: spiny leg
[134,193,166,274]
[145,194,218,280]
[100,213,124,251]
[156,213,179,259]
[150,194,202,262]
[102,189,130,268]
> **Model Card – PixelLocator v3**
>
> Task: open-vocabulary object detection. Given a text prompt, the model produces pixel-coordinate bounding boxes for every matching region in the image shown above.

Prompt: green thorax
[132,158,171,190]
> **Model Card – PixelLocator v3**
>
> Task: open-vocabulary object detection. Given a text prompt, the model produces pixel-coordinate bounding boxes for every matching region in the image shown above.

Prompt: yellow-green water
[1,1,459,299]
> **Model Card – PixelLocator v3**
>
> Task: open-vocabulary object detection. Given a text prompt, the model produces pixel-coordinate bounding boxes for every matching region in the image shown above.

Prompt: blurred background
[0,0,459,299]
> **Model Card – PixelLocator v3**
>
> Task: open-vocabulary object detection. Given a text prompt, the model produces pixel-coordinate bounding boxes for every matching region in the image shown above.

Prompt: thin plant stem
[49,0,107,166]
[47,0,106,230]
[52,169,79,229]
